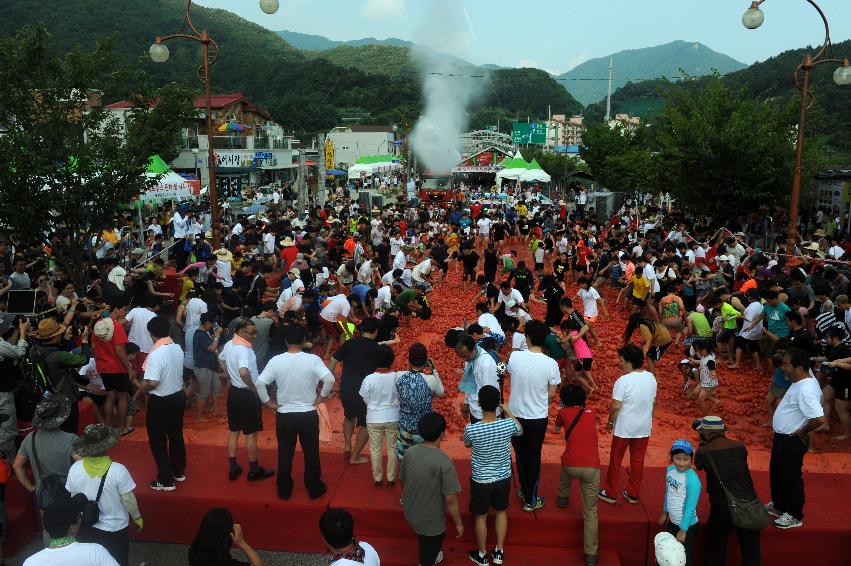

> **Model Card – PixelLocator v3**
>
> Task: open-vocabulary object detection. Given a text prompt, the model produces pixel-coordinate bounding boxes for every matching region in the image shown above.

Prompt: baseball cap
[670,439,694,456]
[654,532,686,566]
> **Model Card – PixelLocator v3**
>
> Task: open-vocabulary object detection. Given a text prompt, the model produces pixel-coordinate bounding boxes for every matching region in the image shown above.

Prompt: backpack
[15,346,55,422]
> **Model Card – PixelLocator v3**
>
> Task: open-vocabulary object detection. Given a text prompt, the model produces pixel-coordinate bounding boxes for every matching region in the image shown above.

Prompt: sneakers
[434,550,444,564]
[597,489,617,504]
[172,474,186,483]
[468,550,489,566]
[764,501,782,517]
[773,513,803,529]
[229,464,243,481]
[523,496,545,512]
[491,548,504,565]
[622,491,640,504]
[246,467,275,481]
[150,480,176,491]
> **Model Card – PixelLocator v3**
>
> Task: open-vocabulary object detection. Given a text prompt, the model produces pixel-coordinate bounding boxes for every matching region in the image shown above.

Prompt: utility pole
[296,149,308,215]
[605,56,613,123]
[317,133,326,206]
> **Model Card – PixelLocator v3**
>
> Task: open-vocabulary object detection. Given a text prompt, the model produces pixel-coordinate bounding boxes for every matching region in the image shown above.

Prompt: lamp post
[742,0,851,250]
[150,0,279,248]
[191,147,200,182]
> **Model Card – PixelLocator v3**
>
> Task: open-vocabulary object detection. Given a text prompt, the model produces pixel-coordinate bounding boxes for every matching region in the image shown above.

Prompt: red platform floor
[57,440,851,566]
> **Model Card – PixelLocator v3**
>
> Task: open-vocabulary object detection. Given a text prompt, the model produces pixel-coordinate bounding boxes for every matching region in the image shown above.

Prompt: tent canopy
[355,154,401,165]
[518,158,551,183]
[146,155,171,174]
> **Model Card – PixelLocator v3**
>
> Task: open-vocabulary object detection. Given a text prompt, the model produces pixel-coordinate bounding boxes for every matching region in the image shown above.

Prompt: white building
[607,113,641,132]
[545,114,585,152]
[327,125,397,167]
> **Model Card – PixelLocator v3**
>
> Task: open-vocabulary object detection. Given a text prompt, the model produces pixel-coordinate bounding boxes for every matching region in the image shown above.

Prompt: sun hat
[93,317,115,342]
[32,395,72,430]
[805,242,820,251]
[214,248,233,262]
[813,229,827,237]
[692,415,725,432]
[654,532,686,566]
[279,236,295,247]
[204,230,213,239]
[716,255,729,262]
[131,247,146,256]
[671,439,694,456]
[72,423,121,458]
[36,318,67,341]
[288,267,301,278]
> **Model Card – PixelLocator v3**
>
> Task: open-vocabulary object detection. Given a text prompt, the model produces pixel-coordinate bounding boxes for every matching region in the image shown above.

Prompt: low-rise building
[607,113,641,132]
[546,114,585,153]
[106,92,298,195]
[327,125,397,167]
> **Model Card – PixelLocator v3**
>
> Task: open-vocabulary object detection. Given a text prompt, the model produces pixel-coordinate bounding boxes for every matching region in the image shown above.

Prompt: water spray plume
[409,0,483,175]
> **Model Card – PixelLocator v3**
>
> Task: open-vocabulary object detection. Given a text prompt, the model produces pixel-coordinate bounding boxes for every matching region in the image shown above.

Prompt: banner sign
[214,151,274,168]
[511,122,547,145]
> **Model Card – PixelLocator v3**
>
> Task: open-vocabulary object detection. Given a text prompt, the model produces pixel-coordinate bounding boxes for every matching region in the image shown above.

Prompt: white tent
[519,159,551,183]
[142,170,195,200]
[347,164,374,177]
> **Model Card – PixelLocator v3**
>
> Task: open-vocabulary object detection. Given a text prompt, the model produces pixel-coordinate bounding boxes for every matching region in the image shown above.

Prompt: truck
[417,175,454,206]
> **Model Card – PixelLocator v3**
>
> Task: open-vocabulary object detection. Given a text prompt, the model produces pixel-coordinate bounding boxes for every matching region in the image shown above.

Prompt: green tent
[497,155,512,167]
[355,154,399,165]
[526,158,543,171]
[146,154,171,174]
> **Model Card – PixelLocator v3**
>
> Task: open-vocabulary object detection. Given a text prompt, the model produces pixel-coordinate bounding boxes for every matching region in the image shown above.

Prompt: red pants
[603,435,649,497]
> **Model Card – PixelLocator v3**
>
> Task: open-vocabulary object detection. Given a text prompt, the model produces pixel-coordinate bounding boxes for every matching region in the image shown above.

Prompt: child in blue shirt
[659,439,701,566]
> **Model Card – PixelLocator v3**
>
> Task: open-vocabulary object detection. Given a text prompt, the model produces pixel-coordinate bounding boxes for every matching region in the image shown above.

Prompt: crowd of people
[0,181,847,566]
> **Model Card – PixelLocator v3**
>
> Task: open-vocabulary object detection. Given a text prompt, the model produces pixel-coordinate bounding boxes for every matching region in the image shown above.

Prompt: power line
[425,71,683,81]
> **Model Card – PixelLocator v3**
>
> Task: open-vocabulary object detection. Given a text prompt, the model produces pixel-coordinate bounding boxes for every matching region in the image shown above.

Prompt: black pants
[769,433,807,520]
[146,391,186,483]
[79,526,129,566]
[666,521,698,566]
[175,239,189,271]
[704,508,762,566]
[484,267,496,283]
[463,266,476,282]
[417,532,445,566]
[512,417,547,505]
[276,410,325,498]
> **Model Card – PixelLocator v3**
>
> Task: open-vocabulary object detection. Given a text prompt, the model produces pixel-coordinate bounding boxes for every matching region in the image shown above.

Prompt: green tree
[652,76,823,216]
[579,122,654,195]
[0,25,196,287]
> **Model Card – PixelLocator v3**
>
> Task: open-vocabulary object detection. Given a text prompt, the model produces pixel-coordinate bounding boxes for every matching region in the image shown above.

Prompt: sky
[194,0,851,75]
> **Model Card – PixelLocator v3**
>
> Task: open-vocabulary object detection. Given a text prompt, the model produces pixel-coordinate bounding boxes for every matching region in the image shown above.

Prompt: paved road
[7,538,326,566]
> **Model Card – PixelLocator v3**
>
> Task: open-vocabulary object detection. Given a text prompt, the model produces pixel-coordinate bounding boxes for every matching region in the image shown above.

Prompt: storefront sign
[214,151,274,168]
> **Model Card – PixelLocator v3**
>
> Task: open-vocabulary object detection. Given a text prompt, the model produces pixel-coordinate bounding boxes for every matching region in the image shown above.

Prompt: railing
[212,135,247,149]
[255,136,289,150]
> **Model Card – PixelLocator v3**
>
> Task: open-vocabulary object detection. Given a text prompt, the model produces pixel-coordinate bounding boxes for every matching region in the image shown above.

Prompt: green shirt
[687,312,712,337]
[721,302,740,330]
[395,288,417,307]
[544,332,567,360]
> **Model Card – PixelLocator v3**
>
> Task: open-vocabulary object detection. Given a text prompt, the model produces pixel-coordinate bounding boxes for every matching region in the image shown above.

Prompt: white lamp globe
[259,0,279,14]
[833,65,851,86]
[742,7,764,29]
[149,42,170,63]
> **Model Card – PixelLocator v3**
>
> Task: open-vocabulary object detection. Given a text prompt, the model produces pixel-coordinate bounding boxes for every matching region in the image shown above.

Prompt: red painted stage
[16,439,840,566]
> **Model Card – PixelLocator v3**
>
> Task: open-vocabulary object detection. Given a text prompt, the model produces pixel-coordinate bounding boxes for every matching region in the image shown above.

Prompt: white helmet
[654,532,686,566]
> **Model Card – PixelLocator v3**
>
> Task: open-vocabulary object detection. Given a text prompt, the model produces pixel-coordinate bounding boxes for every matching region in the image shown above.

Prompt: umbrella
[217,122,246,132]
[326,169,346,175]
[243,204,268,214]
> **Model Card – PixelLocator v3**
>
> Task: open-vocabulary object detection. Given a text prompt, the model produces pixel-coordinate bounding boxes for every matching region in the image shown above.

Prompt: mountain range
[276,29,411,50]
[555,40,747,105]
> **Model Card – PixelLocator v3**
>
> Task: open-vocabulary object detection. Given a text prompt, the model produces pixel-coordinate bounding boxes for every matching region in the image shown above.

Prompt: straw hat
[279,236,295,247]
[36,318,66,341]
[32,395,72,430]
[214,248,233,262]
[72,424,121,458]
[804,242,820,251]
[204,230,213,239]
[813,229,827,238]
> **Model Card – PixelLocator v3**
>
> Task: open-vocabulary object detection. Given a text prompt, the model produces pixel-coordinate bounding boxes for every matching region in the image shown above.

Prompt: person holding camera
[0,316,29,458]
[65,424,142,566]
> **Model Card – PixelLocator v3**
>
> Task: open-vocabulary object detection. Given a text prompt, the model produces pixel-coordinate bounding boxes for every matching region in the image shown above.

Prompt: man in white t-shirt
[321,508,380,566]
[733,290,765,371]
[263,230,276,254]
[828,237,845,260]
[599,344,657,505]
[476,215,492,246]
[576,278,606,321]
[320,294,356,359]
[767,348,826,529]
[23,493,119,566]
[454,334,498,424]
[507,321,560,511]
[277,269,305,315]
[497,282,527,321]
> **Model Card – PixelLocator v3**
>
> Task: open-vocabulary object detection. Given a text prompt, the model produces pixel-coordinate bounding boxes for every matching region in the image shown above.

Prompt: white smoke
[409,0,483,175]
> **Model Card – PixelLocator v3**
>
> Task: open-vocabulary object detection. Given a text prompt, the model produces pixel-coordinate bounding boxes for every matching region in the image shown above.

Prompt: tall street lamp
[742,0,851,250]
[150,0,279,248]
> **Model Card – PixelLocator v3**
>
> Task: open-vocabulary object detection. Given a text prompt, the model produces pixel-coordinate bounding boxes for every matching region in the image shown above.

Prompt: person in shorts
[462,385,522,566]
[192,312,224,421]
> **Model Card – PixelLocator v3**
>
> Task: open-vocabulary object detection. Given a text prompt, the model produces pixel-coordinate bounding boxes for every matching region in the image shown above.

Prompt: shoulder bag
[703,449,768,530]
[561,405,586,442]
[31,431,71,510]
[81,464,111,528]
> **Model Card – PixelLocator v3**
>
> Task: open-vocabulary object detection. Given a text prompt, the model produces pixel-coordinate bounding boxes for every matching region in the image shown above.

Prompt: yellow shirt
[179,277,194,302]
[632,274,650,299]
[516,204,528,218]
